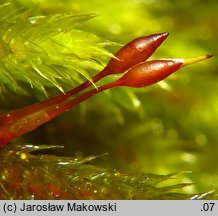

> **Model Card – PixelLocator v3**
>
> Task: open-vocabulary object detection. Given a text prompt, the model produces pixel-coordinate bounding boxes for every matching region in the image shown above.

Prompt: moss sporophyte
[0,33,212,146]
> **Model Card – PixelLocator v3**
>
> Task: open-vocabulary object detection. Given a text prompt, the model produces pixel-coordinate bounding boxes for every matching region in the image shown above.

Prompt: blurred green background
[1,0,218,195]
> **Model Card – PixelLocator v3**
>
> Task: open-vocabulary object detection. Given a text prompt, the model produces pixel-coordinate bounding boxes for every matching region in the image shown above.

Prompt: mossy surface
[0,0,217,199]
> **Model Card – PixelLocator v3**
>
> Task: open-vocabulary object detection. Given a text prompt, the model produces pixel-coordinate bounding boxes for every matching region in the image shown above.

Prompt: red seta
[0,32,168,126]
[0,32,212,147]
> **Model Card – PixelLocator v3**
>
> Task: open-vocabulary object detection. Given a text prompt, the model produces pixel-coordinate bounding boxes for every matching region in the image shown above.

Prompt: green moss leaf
[0,2,114,95]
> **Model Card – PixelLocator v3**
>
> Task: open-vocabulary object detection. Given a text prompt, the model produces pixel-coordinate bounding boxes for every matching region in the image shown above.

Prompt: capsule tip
[151,32,169,48]
[161,32,169,37]
[154,32,169,40]
[205,54,213,59]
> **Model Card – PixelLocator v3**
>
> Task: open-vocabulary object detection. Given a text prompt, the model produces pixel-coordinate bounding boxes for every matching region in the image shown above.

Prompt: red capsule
[119,60,182,88]
[119,54,213,88]
[101,32,169,76]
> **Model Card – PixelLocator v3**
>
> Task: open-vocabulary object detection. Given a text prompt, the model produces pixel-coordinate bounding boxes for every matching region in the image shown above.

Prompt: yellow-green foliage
[0,0,217,200]
[0,1,114,95]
